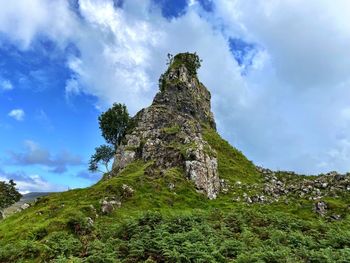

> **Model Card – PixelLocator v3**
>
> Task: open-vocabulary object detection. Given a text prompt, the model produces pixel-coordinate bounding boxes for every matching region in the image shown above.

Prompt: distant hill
[2,192,52,218]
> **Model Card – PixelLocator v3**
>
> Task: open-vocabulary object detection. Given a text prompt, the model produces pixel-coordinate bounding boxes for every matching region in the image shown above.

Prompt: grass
[1,128,350,262]
[162,124,181,135]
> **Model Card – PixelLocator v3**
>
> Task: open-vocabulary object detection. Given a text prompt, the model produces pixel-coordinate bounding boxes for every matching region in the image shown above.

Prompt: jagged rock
[314,201,327,216]
[255,165,350,204]
[112,53,220,199]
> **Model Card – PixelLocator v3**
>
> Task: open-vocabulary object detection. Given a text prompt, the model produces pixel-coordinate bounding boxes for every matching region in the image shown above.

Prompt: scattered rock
[232,196,241,202]
[87,217,94,227]
[220,179,229,194]
[20,203,30,210]
[122,184,134,197]
[330,214,341,221]
[314,201,327,216]
[168,183,175,190]
[100,198,122,215]
[255,166,350,205]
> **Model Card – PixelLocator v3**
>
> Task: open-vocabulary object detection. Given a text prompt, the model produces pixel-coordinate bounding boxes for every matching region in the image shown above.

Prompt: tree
[88,145,115,173]
[0,180,22,210]
[98,103,130,148]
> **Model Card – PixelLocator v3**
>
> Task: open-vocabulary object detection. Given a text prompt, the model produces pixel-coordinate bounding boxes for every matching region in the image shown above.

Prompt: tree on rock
[90,103,131,174]
[0,180,22,210]
[89,145,115,173]
[98,103,131,148]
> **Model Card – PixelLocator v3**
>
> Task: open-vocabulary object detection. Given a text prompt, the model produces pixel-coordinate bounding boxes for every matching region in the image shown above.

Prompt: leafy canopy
[0,180,22,210]
[90,103,131,174]
[98,103,130,147]
[88,145,115,173]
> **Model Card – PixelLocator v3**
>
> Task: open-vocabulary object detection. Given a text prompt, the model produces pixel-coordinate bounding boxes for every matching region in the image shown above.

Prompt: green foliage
[92,103,132,174]
[202,126,262,185]
[98,103,130,147]
[89,144,115,173]
[43,232,82,260]
[171,52,202,76]
[3,129,350,262]
[0,180,22,210]
[162,124,181,135]
[159,52,202,92]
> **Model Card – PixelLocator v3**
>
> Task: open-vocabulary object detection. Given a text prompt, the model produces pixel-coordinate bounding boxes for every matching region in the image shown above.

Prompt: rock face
[112,53,220,199]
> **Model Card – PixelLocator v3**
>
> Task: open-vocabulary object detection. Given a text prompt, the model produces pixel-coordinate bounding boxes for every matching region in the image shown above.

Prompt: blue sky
[1,0,350,192]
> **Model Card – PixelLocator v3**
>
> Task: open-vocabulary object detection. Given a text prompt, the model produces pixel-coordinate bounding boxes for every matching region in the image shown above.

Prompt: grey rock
[330,214,341,221]
[168,183,175,190]
[87,217,94,227]
[314,201,327,216]
[101,199,122,215]
[111,56,220,199]
[122,184,134,197]
[20,203,30,210]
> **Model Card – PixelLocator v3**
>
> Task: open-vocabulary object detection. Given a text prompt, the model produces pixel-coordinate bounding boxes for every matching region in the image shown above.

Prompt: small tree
[88,145,115,173]
[98,103,130,148]
[0,180,22,210]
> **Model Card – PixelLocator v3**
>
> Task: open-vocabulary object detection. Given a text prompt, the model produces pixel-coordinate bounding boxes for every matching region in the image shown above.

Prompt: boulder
[101,199,122,215]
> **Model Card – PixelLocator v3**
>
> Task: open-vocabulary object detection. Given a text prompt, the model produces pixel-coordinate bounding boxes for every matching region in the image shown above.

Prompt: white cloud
[8,109,25,121]
[0,170,66,193]
[0,79,13,90]
[2,0,350,174]
[0,0,78,49]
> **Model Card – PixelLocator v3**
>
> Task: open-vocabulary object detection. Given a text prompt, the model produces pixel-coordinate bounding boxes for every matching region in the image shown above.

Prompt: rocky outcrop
[112,53,220,199]
[256,167,350,202]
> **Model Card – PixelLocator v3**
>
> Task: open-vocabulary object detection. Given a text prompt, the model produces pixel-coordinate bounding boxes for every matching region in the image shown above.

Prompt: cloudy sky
[1,0,350,193]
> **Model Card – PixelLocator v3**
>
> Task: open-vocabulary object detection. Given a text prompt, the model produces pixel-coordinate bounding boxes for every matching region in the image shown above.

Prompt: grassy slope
[1,129,350,262]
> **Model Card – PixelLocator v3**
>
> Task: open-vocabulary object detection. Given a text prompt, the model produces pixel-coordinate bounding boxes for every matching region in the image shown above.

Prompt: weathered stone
[314,201,327,216]
[168,183,175,190]
[330,214,341,221]
[101,199,122,214]
[111,53,220,199]
[20,203,30,210]
[122,184,134,197]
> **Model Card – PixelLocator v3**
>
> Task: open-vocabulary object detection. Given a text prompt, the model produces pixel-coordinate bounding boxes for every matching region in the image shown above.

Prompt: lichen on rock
[112,53,220,199]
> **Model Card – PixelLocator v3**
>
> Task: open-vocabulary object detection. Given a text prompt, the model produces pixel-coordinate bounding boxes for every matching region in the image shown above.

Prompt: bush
[42,232,82,260]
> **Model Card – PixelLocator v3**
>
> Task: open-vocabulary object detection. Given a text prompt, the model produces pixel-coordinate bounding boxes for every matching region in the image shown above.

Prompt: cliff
[112,53,220,199]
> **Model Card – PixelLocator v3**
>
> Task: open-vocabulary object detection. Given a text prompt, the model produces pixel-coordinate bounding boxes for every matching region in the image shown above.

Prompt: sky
[1,0,350,193]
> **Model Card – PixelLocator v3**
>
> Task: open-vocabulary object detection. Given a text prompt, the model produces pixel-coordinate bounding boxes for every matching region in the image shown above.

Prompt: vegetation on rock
[89,145,115,173]
[98,103,131,147]
[89,103,132,174]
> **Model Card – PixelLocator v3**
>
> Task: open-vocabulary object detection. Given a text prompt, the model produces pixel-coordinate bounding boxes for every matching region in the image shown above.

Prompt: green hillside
[1,127,350,262]
[2,53,350,263]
